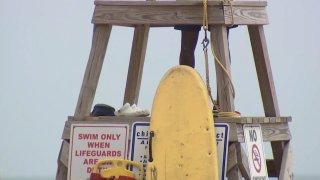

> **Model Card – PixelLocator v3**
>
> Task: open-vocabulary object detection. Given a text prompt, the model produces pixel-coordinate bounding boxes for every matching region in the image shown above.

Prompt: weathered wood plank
[94,1,267,7]
[67,116,291,123]
[226,143,243,180]
[210,25,234,112]
[92,2,268,26]
[210,25,239,179]
[63,116,291,140]
[236,123,291,142]
[74,25,112,118]
[248,25,279,117]
[56,141,69,180]
[123,25,150,104]
[248,25,284,176]
[60,140,69,167]
[224,5,268,25]
[227,143,238,173]
[237,143,250,180]
[62,117,291,142]
[279,141,294,180]
[93,4,224,26]
[266,159,277,177]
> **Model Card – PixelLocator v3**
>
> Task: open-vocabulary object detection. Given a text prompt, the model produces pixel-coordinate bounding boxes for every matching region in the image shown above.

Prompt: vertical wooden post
[210,25,234,112]
[211,25,243,180]
[56,24,112,180]
[248,25,285,177]
[74,24,112,118]
[56,141,69,180]
[279,141,294,180]
[123,25,150,105]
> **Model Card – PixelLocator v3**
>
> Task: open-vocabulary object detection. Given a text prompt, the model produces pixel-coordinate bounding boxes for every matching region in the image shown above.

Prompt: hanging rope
[202,0,215,104]
[202,0,239,117]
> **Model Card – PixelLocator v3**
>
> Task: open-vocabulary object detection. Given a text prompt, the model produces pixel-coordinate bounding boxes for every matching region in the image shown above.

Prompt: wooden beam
[56,141,69,180]
[92,1,268,26]
[237,143,250,180]
[234,122,291,143]
[279,141,294,180]
[248,25,284,177]
[266,159,277,177]
[61,116,291,142]
[248,25,279,117]
[60,140,70,167]
[210,25,240,180]
[226,143,243,180]
[123,25,150,105]
[74,25,112,118]
[66,116,291,123]
[223,3,268,25]
[210,25,235,112]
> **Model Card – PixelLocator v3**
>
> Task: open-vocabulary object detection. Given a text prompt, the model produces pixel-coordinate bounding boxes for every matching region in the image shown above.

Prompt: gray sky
[1,0,319,178]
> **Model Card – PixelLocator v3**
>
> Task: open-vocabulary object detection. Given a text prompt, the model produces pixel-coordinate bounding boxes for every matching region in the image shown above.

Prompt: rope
[209,40,235,99]
[202,0,235,101]
[202,0,215,104]
[202,0,239,118]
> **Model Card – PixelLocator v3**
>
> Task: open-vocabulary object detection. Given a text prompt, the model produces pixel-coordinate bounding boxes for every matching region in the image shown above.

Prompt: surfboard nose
[147,65,219,180]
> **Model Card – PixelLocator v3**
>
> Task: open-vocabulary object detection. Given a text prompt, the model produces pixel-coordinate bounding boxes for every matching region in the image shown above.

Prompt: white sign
[129,122,150,179]
[68,124,129,180]
[215,123,229,180]
[244,125,268,180]
[129,122,229,180]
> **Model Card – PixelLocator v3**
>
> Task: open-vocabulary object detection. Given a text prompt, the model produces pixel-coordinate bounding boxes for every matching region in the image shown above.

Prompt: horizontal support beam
[62,116,291,142]
[92,1,268,26]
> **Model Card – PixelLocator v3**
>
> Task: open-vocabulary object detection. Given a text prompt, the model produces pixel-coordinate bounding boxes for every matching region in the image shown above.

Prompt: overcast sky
[0,0,319,179]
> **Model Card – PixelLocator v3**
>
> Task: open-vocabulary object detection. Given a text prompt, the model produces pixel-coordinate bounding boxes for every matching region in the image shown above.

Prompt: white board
[215,123,229,180]
[244,124,268,180]
[129,122,229,180]
[67,124,129,180]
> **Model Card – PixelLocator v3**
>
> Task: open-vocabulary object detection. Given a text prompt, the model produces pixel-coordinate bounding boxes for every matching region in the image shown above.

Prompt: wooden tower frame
[56,1,293,179]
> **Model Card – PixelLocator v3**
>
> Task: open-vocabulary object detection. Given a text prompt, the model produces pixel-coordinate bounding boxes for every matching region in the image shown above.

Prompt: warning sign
[215,123,229,180]
[243,124,268,180]
[129,122,149,179]
[129,122,229,180]
[67,124,129,180]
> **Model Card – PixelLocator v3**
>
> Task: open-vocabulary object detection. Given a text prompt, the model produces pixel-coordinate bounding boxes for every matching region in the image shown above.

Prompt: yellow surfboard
[146,65,219,180]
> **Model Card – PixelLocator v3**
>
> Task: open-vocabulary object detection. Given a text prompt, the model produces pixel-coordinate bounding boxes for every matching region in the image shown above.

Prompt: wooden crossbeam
[92,1,268,26]
[61,117,292,141]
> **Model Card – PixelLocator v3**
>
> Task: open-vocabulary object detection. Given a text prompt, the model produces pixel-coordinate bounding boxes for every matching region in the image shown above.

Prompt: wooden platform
[59,116,292,179]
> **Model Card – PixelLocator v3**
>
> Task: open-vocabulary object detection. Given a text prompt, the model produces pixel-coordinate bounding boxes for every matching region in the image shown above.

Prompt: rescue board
[146,65,219,180]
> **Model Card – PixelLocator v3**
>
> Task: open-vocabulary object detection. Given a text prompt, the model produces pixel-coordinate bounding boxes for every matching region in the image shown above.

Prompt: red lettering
[87,142,110,148]
[83,158,99,165]
[78,133,98,140]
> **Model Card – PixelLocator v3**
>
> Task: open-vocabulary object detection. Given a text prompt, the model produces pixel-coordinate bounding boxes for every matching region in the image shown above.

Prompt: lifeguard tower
[56,0,293,179]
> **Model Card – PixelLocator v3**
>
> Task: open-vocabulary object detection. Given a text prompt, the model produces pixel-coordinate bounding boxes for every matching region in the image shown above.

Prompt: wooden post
[123,25,150,105]
[279,141,294,180]
[248,25,285,177]
[211,25,245,180]
[210,25,234,112]
[56,24,112,180]
[74,24,112,118]
[56,141,69,180]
